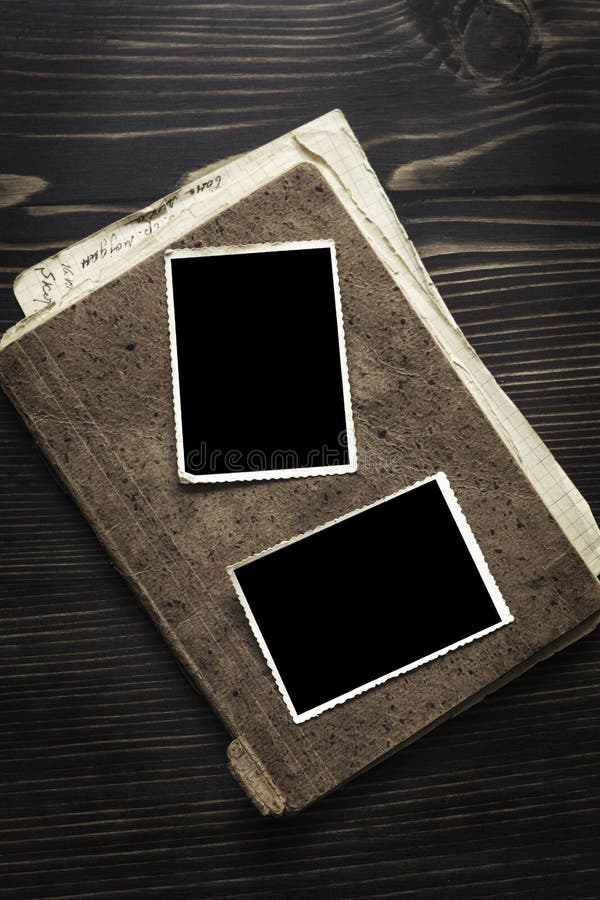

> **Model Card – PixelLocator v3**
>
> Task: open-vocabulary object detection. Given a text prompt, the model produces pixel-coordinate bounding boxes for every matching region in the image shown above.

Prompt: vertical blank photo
[165,241,356,483]
[228,473,513,724]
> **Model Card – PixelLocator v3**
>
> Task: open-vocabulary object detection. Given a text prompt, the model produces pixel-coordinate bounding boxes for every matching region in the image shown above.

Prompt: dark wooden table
[1,2,598,897]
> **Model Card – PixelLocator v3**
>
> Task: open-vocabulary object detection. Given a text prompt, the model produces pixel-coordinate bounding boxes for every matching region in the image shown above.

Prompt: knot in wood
[462,0,535,80]
[412,0,539,84]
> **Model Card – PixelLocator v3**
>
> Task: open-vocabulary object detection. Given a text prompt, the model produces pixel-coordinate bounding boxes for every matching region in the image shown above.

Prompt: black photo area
[169,246,350,476]
[233,479,503,717]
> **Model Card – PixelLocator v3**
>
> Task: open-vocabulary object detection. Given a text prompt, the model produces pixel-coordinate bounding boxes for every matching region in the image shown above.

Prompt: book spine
[227,738,287,816]
[0,341,304,816]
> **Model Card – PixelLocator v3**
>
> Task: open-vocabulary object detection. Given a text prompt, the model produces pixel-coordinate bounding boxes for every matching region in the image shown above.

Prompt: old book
[2,113,599,814]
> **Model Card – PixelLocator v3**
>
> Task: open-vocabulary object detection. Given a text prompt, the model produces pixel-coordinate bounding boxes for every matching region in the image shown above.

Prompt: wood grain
[0,0,598,896]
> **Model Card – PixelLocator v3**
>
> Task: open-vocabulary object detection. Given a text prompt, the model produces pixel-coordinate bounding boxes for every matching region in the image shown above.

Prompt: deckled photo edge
[228,565,303,723]
[327,238,358,475]
[434,472,514,627]
[166,239,336,261]
[164,240,357,484]
[228,472,442,570]
[227,470,513,724]
[291,616,511,724]
[163,250,188,483]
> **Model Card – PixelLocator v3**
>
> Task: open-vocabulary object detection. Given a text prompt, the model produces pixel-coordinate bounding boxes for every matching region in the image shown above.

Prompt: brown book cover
[1,160,599,815]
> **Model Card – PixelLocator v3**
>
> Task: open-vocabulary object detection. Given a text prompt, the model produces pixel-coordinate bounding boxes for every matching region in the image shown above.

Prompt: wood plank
[0,0,598,895]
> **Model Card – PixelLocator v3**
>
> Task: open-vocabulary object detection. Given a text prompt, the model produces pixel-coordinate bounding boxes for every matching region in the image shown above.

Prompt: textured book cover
[2,159,599,815]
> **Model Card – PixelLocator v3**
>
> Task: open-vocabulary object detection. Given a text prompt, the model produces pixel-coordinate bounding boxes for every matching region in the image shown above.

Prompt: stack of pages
[2,111,599,814]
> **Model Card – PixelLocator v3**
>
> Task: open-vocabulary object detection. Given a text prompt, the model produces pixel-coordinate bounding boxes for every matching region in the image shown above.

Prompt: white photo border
[227,471,514,724]
[164,240,357,484]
